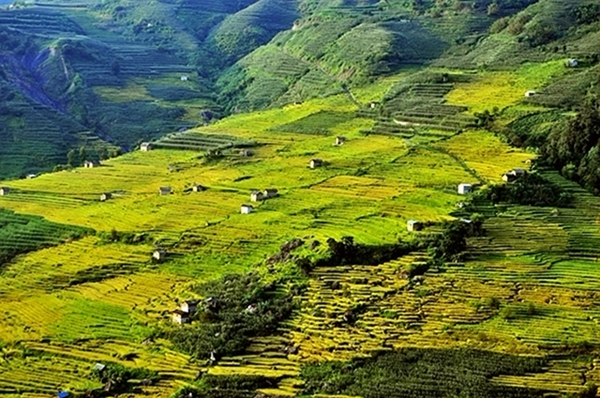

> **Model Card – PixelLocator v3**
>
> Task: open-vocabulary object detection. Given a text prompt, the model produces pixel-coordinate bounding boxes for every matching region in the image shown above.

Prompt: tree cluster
[425,217,484,262]
[542,100,600,195]
[167,272,298,360]
[90,363,159,396]
[483,173,573,207]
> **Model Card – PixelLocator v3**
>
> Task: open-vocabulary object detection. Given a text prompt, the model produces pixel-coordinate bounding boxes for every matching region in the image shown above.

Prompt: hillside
[1,0,600,397]
[0,0,553,179]
[1,37,600,395]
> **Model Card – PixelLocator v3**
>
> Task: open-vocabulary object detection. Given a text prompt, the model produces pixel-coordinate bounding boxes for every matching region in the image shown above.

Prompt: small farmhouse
[525,90,536,97]
[502,173,517,182]
[56,391,70,398]
[181,300,198,314]
[192,183,206,192]
[407,219,423,232]
[180,75,189,81]
[250,191,264,202]
[159,186,173,195]
[457,183,472,195]
[84,160,100,168]
[241,204,254,214]
[240,149,253,157]
[502,168,526,182]
[153,249,167,262]
[566,58,579,68]
[369,101,380,109]
[205,296,218,309]
[0,187,10,196]
[140,142,152,152]
[459,218,476,234]
[172,309,190,325]
[263,188,278,198]
[310,159,323,169]
[100,193,112,202]
[512,168,525,177]
[92,363,106,373]
[335,136,346,146]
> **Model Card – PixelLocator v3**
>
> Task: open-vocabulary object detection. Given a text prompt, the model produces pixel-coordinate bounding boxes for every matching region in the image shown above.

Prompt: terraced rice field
[152,131,255,152]
[0,65,598,396]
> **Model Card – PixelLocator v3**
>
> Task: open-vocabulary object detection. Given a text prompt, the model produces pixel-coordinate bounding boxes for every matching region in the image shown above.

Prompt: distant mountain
[0,0,598,179]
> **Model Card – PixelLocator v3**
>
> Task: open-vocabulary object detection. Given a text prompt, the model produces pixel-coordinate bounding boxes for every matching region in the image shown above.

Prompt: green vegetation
[167,269,302,360]
[270,111,355,135]
[0,208,89,265]
[173,374,280,398]
[483,172,574,207]
[91,362,159,395]
[543,101,600,194]
[301,349,548,398]
[3,1,600,397]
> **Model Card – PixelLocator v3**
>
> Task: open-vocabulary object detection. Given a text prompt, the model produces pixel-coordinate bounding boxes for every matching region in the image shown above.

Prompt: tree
[578,147,600,194]
[78,146,87,164]
[110,60,121,75]
[578,383,598,398]
[543,100,600,170]
[487,2,500,16]
[66,149,76,166]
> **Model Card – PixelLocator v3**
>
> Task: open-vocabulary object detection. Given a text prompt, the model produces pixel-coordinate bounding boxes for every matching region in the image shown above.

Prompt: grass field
[0,59,599,397]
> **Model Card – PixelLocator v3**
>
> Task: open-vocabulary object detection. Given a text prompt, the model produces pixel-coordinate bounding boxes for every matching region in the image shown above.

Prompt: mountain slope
[1,0,599,180]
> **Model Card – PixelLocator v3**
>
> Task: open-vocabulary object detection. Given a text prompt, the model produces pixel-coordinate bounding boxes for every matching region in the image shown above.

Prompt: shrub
[97,229,149,245]
[483,173,573,207]
[167,272,299,360]
[507,13,532,35]
[490,16,510,33]
[91,363,159,394]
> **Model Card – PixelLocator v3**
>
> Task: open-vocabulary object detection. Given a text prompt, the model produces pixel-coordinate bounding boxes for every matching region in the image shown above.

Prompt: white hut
[140,142,152,152]
[172,309,190,324]
[153,249,167,262]
[407,220,423,232]
[241,204,254,214]
[181,300,198,314]
[566,59,579,68]
[458,183,472,195]
[502,168,526,182]
[159,186,173,195]
[310,159,323,169]
[263,188,278,198]
[250,191,264,202]
[84,160,100,168]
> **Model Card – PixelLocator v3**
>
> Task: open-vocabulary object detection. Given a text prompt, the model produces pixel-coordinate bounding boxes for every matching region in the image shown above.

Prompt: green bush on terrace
[91,362,159,395]
[301,348,549,398]
[483,172,573,207]
[166,270,301,360]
